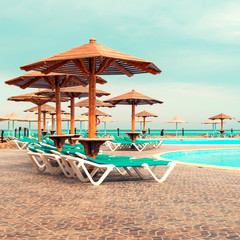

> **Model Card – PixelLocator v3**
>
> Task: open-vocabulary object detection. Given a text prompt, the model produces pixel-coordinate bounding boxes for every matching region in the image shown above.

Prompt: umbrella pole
[140,121,142,131]
[70,96,75,134]
[176,123,178,136]
[43,112,46,131]
[51,115,54,131]
[131,104,135,132]
[88,74,96,138]
[67,121,70,133]
[12,120,14,137]
[38,105,41,141]
[104,122,106,135]
[221,119,223,134]
[143,117,146,131]
[29,122,31,136]
[55,82,62,135]
[80,121,82,134]
[8,121,10,136]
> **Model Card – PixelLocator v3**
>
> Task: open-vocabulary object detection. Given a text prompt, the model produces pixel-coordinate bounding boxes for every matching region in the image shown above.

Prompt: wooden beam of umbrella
[7,93,65,140]
[17,38,161,156]
[135,116,152,131]
[165,116,188,136]
[105,89,163,141]
[5,71,106,141]
[135,110,158,134]
[209,113,235,135]
[37,86,110,134]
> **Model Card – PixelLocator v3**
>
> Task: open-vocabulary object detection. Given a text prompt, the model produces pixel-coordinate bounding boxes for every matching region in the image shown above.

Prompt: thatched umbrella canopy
[8,92,68,140]
[74,98,114,108]
[37,86,110,134]
[83,109,111,117]
[209,113,235,134]
[17,38,161,156]
[166,116,188,136]
[105,90,163,135]
[135,110,158,133]
[5,71,106,141]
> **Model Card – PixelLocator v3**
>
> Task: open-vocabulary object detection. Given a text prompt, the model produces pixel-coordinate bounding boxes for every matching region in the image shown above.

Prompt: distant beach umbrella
[209,113,235,135]
[202,119,222,132]
[105,90,163,141]
[166,116,188,136]
[8,112,25,137]
[100,116,117,135]
[75,114,88,134]
[135,116,152,131]
[135,110,157,134]
[24,114,37,135]
[0,116,9,137]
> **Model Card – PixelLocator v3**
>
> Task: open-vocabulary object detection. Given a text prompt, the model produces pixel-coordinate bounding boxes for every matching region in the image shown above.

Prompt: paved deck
[0,146,240,239]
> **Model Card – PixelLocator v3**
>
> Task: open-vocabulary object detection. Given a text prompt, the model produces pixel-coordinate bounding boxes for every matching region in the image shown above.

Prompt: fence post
[117,128,120,136]
[1,130,4,143]
[182,128,184,136]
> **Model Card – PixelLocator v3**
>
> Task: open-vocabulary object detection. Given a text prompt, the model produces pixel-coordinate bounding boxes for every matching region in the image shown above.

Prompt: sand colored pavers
[0,147,240,239]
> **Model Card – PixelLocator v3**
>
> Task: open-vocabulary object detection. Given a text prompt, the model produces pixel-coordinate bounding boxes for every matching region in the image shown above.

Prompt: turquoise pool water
[160,149,240,168]
[160,138,240,145]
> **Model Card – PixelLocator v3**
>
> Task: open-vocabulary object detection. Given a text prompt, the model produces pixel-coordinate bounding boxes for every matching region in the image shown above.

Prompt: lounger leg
[14,140,28,150]
[27,152,46,173]
[79,162,114,186]
[142,162,176,183]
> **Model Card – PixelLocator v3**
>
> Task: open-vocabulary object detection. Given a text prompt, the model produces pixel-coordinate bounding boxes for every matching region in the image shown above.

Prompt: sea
[1,128,239,137]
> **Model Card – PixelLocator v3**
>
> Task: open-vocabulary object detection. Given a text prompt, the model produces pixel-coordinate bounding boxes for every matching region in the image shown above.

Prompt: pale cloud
[186,2,240,43]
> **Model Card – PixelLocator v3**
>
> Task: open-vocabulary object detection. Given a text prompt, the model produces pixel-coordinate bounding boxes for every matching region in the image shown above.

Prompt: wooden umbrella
[165,116,188,136]
[75,114,88,134]
[5,71,106,140]
[37,86,110,134]
[7,113,25,137]
[100,116,117,135]
[209,113,235,135]
[24,113,37,136]
[202,119,222,133]
[135,116,152,131]
[105,89,163,140]
[7,93,68,140]
[17,38,161,156]
[135,110,158,135]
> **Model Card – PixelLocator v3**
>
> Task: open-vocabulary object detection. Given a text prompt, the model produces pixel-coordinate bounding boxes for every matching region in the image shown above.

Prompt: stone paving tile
[0,148,240,239]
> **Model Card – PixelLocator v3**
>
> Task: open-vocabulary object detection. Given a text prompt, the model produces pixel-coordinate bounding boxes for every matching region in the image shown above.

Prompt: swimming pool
[159,138,240,145]
[160,149,240,168]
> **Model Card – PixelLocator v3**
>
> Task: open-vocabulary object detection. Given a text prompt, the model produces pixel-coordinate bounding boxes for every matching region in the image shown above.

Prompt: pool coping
[154,148,240,172]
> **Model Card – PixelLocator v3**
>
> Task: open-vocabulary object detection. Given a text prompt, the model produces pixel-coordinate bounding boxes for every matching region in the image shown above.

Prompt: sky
[0,0,240,130]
